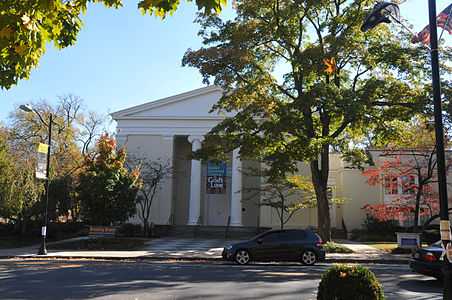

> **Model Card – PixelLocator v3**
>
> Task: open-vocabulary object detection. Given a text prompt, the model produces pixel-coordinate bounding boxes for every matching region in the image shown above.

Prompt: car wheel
[235,249,251,265]
[301,250,317,265]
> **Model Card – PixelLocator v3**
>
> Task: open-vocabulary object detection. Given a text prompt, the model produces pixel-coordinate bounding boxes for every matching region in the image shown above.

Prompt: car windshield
[252,231,273,240]
[431,240,442,247]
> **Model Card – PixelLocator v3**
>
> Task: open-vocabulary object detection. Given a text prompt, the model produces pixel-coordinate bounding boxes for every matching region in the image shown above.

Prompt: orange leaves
[323,57,336,75]
[363,203,412,222]
[0,26,14,39]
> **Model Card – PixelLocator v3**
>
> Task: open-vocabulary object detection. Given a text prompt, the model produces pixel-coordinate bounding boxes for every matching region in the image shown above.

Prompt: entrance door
[206,194,229,225]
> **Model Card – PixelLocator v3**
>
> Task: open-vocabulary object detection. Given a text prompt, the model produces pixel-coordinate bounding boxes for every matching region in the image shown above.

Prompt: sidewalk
[0,237,411,264]
[326,240,410,264]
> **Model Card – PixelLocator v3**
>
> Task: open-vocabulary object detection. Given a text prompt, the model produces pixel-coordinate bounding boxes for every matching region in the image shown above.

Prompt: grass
[324,242,354,253]
[365,242,429,254]
[47,237,146,251]
[365,242,398,252]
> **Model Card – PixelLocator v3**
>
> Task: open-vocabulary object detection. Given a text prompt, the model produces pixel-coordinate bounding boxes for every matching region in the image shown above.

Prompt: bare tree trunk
[310,147,331,241]
[414,185,423,232]
[143,219,149,237]
[280,196,284,230]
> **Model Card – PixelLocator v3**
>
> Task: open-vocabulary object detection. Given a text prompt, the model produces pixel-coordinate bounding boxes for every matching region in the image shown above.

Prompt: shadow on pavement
[0,260,322,300]
[0,260,443,300]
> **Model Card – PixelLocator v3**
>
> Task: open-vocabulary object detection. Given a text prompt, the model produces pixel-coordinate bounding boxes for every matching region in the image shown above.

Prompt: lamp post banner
[36,143,49,179]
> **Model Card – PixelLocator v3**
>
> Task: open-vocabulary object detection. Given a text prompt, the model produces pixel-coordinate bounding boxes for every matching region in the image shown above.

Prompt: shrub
[323,242,353,254]
[47,222,89,240]
[317,264,385,300]
[364,215,400,234]
[116,223,143,237]
[350,229,397,242]
[0,223,15,236]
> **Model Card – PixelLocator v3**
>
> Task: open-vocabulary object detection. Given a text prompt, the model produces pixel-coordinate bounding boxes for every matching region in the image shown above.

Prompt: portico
[111,86,253,227]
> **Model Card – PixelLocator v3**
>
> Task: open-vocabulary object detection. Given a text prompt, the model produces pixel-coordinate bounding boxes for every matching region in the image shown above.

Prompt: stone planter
[396,232,421,249]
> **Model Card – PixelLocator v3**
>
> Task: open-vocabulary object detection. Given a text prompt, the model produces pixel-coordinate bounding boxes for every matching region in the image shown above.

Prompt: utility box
[396,232,421,249]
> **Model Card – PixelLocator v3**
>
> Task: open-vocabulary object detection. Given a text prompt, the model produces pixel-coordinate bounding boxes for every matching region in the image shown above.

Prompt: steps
[153,225,270,239]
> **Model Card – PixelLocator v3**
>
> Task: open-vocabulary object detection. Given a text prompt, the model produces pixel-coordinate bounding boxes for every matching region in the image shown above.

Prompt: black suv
[222,229,326,265]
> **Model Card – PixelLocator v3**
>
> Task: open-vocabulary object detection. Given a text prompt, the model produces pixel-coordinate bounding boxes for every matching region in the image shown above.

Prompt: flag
[412,25,430,44]
[412,3,452,45]
[36,143,48,179]
[437,4,452,34]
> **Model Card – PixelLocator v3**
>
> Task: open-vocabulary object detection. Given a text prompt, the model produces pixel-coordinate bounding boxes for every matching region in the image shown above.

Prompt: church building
[111,86,410,232]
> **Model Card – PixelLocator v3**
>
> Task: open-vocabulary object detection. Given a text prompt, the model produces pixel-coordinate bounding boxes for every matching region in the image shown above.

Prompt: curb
[325,258,409,265]
[1,255,410,265]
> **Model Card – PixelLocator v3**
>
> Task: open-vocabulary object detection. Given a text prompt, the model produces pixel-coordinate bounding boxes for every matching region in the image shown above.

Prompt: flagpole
[427,0,452,298]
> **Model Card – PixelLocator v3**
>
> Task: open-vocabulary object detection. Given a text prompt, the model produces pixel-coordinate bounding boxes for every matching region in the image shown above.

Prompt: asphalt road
[0,259,442,300]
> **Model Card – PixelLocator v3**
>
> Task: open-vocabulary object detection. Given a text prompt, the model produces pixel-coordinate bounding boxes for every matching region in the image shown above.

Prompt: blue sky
[0,0,450,125]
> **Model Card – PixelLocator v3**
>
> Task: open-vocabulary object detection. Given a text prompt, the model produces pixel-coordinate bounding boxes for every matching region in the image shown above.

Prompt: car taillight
[316,238,324,247]
[422,252,437,263]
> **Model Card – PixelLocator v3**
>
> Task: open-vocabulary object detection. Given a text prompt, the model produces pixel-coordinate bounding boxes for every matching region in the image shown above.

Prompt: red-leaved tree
[362,150,446,231]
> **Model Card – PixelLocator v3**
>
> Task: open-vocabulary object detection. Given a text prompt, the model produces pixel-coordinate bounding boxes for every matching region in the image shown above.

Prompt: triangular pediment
[111,86,232,120]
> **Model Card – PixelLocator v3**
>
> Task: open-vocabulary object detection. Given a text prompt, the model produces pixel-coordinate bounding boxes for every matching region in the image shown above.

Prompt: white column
[230,148,242,226]
[187,135,204,225]
[162,135,174,224]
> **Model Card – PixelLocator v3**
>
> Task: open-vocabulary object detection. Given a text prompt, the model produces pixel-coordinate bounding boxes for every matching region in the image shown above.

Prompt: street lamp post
[362,1,451,298]
[19,104,52,256]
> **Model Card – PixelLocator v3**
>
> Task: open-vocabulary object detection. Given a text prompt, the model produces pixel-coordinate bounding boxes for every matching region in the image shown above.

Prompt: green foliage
[0,0,225,89]
[0,96,103,229]
[115,223,144,237]
[250,173,316,230]
[78,134,140,226]
[183,0,441,240]
[323,242,353,254]
[0,127,44,232]
[317,264,385,300]
[363,215,401,234]
[0,129,17,218]
[350,229,397,242]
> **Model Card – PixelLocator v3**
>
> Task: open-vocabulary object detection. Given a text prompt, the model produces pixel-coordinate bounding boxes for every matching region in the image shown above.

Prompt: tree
[7,95,105,222]
[128,156,172,236]
[245,171,316,230]
[183,0,436,240]
[363,117,450,231]
[0,126,44,233]
[0,0,226,89]
[0,127,19,221]
[78,134,140,225]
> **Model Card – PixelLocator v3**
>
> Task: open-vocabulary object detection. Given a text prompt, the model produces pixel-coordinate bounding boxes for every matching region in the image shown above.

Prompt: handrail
[194,216,202,238]
[167,213,174,225]
[225,216,231,239]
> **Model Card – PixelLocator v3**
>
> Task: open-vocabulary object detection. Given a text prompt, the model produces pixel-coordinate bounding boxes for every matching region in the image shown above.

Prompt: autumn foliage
[78,134,141,226]
[362,151,442,229]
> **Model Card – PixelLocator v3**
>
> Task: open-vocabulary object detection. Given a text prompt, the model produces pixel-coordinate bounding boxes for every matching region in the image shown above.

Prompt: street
[0,259,442,300]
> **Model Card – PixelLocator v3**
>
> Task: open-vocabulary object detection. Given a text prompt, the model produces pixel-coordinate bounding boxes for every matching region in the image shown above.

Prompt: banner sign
[36,143,48,180]
[207,161,227,177]
[207,161,227,194]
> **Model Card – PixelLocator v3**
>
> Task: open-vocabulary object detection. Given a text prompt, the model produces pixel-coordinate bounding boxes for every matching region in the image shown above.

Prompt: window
[261,232,282,243]
[384,175,417,195]
[384,175,398,195]
[280,230,306,241]
[401,175,416,194]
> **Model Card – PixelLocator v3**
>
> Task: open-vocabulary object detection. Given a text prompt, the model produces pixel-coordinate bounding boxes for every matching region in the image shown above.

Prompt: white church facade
[111,86,393,231]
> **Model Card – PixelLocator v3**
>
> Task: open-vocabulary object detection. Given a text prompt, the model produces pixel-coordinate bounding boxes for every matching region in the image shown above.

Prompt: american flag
[437,3,452,34]
[412,3,452,44]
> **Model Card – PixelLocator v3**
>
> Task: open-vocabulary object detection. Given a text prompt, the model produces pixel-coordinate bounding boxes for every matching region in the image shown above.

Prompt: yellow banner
[37,143,49,154]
